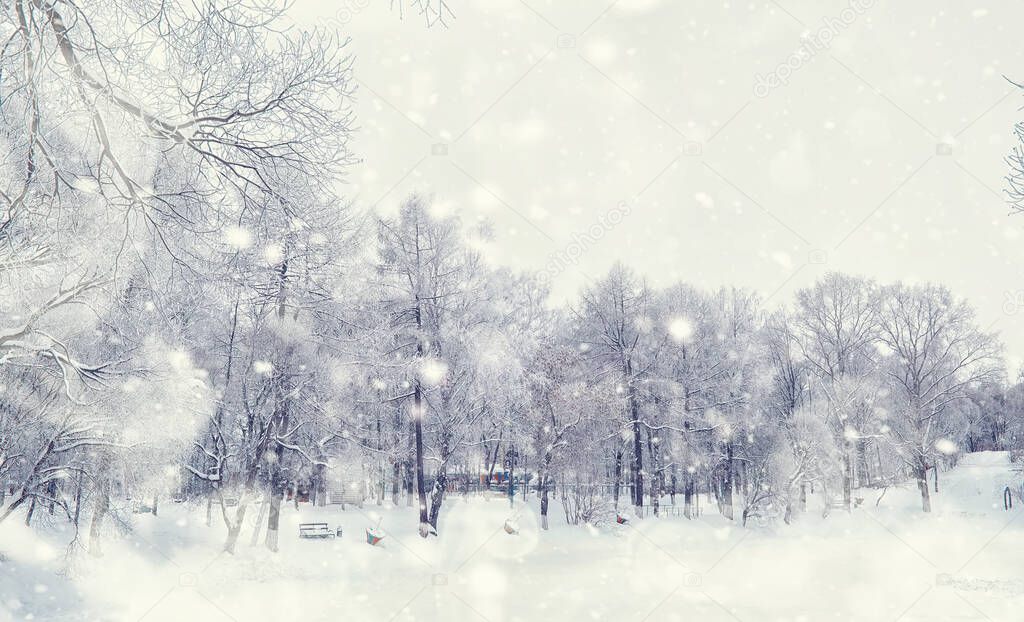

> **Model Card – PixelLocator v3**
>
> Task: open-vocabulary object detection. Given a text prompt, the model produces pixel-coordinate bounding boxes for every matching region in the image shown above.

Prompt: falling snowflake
[223,226,252,249]
[935,438,958,455]
[419,358,448,385]
[264,243,283,263]
[668,316,694,342]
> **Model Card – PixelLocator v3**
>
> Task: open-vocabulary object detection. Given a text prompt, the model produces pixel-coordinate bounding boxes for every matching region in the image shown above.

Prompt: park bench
[299,522,341,539]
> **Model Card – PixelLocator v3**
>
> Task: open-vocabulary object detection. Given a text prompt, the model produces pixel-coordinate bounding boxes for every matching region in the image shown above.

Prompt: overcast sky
[290,0,1024,373]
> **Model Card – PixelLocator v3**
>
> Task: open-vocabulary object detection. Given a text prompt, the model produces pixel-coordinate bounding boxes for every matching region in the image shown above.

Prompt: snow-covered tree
[792,273,881,510]
[876,282,1002,512]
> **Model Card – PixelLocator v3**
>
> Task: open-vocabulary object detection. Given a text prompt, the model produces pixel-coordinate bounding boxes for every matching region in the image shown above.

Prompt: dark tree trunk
[46,479,57,515]
[427,463,447,532]
[540,480,550,530]
[73,471,84,526]
[414,379,429,536]
[264,254,292,553]
[720,442,734,520]
[315,461,328,507]
[631,417,644,516]
[376,412,384,505]
[916,463,932,513]
[392,460,401,505]
[507,446,515,504]
[88,475,110,557]
[539,451,553,529]
[404,459,414,507]
[856,439,871,487]
[684,474,695,519]
[612,449,623,510]
[264,382,291,552]
[646,428,659,517]
[842,450,852,511]
[624,359,644,516]
[670,464,677,506]
[264,471,284,552]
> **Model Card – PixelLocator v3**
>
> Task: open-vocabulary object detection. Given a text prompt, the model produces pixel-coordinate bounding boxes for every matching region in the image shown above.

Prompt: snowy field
[3,452,1024,622]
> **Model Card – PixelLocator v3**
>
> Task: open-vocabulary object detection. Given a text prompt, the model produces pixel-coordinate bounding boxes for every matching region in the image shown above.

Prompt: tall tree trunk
[857,439,871,487]
[264,257,292,553]
[414,378,429,536]
[427,460,447,531]
[265,468,284,552]
[314,461,327,507]
[46,479,57,515]
[208,298,239,529]
[376,411,384,506]
[224,502,251,554]
[646,428,659,517]
[669,464,677,506]
[506,444,515,506]
[88,475,110,557]
[392,461,401,505]
[249,496,267,548]
[262,399,289,550]
[683,473,695,519]
[917,463,932,513]
[73,470,84,526]
[630,415,644,516]
[224,468,257,554]
[404,458,413,507]
[842,450,852,511]
[539,451,553,529]
[540,478,550,530]
[720,442,734,520]
[624,359,644,516]
[428,427,454,533]
[612,449,623,510]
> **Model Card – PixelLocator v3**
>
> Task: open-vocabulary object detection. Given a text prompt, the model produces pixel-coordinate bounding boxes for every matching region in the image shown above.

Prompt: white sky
[288,0,1024,373]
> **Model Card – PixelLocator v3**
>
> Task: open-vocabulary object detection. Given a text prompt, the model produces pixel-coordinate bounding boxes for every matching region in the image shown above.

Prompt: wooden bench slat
[298,522,340,539]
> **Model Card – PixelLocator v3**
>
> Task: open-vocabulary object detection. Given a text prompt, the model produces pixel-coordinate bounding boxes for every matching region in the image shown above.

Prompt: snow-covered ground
[3,452,1024,621]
